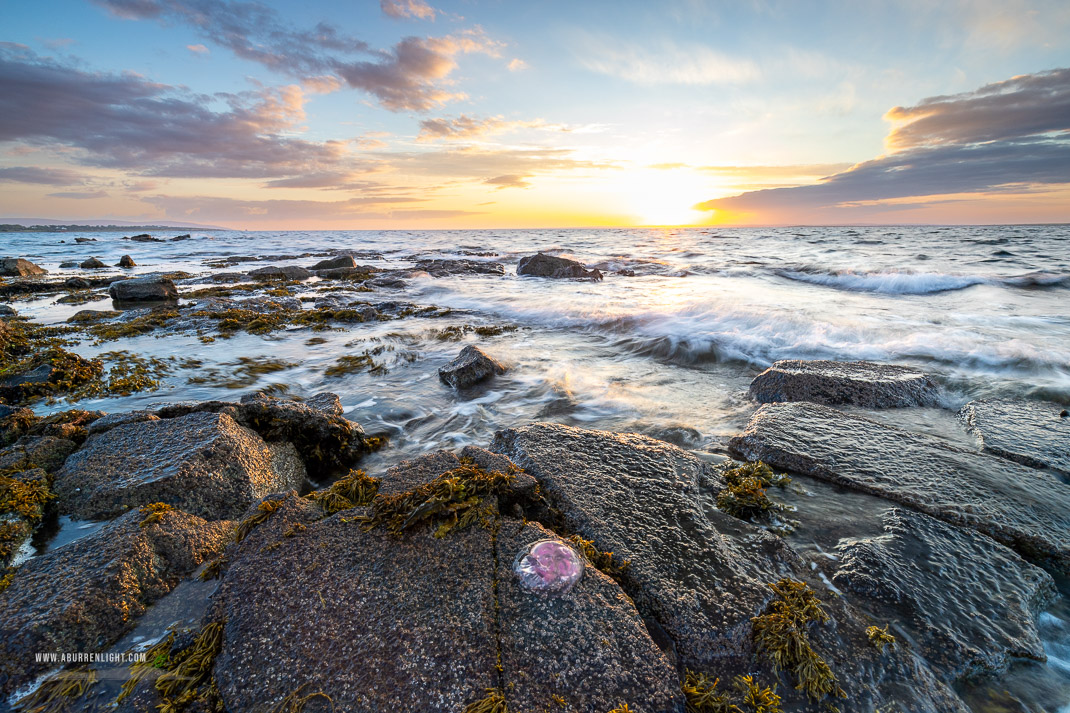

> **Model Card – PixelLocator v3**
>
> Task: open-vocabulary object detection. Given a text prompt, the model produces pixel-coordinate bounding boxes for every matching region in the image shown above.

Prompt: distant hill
[0,217,226,231]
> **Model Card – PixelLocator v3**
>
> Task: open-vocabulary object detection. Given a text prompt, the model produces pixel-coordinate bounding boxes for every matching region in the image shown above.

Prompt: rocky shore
[0,249,1068,712]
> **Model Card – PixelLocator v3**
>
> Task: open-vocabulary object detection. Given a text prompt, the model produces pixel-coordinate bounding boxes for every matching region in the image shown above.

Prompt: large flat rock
[729,402,1070,574]
[0,507,231,696]
[54,411,307,520]
[491,423,803,670]
[834,508,1057,682]
[749,359,939,408]
[960,399,1070,475]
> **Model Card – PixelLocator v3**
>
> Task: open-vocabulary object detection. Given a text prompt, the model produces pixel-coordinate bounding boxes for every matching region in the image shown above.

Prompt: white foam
[777,268,987,295]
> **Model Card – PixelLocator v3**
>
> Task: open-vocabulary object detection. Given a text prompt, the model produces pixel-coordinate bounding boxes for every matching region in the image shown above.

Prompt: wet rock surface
[54,411,307,520]
[438,344,506,389]
[117,255,136,268]
[960,399,1070,475]
[729,402,1070,573]
[413,258,506,277]
[0,258,46,276]
[749,359,940,408]
[310,255,357,270]
[247,265,312,280]
[0,507,231,696]
[833,508,1057,682]
[108,275,178,302]
[517,252,603,279]
[79,257,106,269]
[491,422,803,670]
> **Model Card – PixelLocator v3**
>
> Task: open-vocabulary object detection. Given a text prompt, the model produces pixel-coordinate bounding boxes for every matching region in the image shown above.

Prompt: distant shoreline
[0,224,223,233]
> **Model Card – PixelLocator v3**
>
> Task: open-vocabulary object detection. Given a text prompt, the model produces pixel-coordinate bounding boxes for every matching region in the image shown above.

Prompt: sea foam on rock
[729,402,1070,573]
[53,411,307,520]
[749,359,939,408]
[960,399,1070,475]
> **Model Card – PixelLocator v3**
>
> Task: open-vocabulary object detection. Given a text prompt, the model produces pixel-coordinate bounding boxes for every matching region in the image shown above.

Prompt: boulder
[172,234,191,241]
[117,255,136,268]
[247,265,311,281]
[0,507,232,696]
[0,305,15,317]
[728,402,1070,574]
[310,255,356,270]
[366,275,407,288]
[155,392,373,477]
[0,258,46,276]
[413,258,506,277]
[960,399,1070,475]
[126,234,163,242]
[86,409,160,435]
[79,257,107,269]
[833,508,1057,682]
[313,265,378,279]
[0,435,79,473]
[65,276,91,289]
[59,261,79,268]
[108,275,178,302]
[53,411,307,520]
[438,345,506,389]
[749,359,939,408]
[74,237,96,243]
[517,253,603,280]
[491,423,803,670]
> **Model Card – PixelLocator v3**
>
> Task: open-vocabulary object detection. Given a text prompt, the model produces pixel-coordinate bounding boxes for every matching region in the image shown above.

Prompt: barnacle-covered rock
[749,359,939,408]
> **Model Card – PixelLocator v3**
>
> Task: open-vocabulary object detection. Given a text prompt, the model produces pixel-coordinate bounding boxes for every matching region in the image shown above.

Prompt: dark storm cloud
[0,46,352,179]
[92,0,499,111]
[0,166,85,185]
[698,68,1070,217]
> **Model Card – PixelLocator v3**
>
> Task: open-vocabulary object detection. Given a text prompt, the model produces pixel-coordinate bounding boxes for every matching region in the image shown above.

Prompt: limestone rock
[438,345,506,389]
[108,275,178,302]
[729,402,1070,573]
[833,508,1057,682]
[960,399,1070,475]
[0,507,232,696]
[749,359,939,408]
[54,411,307,520]
[517,253,603,280]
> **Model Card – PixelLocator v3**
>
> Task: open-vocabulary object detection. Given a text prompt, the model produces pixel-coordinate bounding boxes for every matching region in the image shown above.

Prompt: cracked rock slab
[729,402,1070,574]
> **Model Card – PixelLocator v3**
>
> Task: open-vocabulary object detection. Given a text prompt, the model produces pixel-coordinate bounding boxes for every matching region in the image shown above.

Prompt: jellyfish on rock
[514,539,584,596]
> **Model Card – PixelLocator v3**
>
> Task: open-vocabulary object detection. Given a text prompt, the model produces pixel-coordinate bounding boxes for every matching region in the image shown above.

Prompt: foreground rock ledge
[749,359,939,408]
[960,399,1070,475]
[729,402,1070,574]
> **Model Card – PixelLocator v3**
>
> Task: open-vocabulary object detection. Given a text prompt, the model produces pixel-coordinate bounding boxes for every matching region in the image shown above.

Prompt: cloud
[92,0,500,111]
[140,193,468,224]
[376,145,616,180]
[884,67,1070,150]
[0,46,363,180]
[483,174,530,189]
[507,58,527,72]
[579,37,759,85]
[381,0,437,21]
[186,43,209,55]
[417,114,540,141]
[697,67,1070,221]
[0,166,85,185]
[47,190,109,199]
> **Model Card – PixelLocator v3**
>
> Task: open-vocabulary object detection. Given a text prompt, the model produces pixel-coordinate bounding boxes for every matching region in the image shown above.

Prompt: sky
[1,0,1068,229]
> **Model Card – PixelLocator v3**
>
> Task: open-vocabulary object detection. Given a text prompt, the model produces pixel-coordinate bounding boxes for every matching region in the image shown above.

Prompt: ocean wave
[776,267,1070,294]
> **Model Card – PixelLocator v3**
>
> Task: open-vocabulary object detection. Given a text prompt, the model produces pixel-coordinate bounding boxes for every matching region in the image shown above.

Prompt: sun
[617,169,711,226]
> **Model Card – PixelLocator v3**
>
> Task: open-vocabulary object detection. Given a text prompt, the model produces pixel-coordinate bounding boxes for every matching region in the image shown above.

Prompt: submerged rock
[126,234,162,242]
[491,423,802,670]
[66,309,121,323]
[413,258,505,277]
[0,507,231,696]
[108,275,178,303]
[53,411,307,520]
[517,253,603,280]
[749,359,939,408]
[960,399,1070,475]
[729,402,1070,573]
[172,233,191,240]
[79,257,107,269]
[833,508,1057,682]
[310,255,356,270]
[438,345,506,388]
[117,255,136,268]
[0,258,46,277]
[247,265,311,281]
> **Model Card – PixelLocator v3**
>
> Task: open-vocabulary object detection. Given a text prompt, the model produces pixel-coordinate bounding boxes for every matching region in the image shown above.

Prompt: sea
[3,223,1070,711]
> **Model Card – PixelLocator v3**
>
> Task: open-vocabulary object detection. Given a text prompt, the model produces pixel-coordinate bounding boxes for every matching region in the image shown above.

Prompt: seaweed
[683,670,782,713]
[235,498,284,542]
[716,461,789,520]
[199,556,226,581]
[139,502,174,527]
[866,625,896,653]
[751,579,845,703]
[267,684,335,713]
[308,470,380,514]
[187,357,297,389]
[0,568,14,593]
[359,463,515,538]
[0,472,53,521]
[462,688,508,713]
[87,309,179,342]
[734,675,782,713]
[606,705,633,713]
[153,621,226,713]
[567,534,630,582]
[324,353,384,377]
[12,666,97,713]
